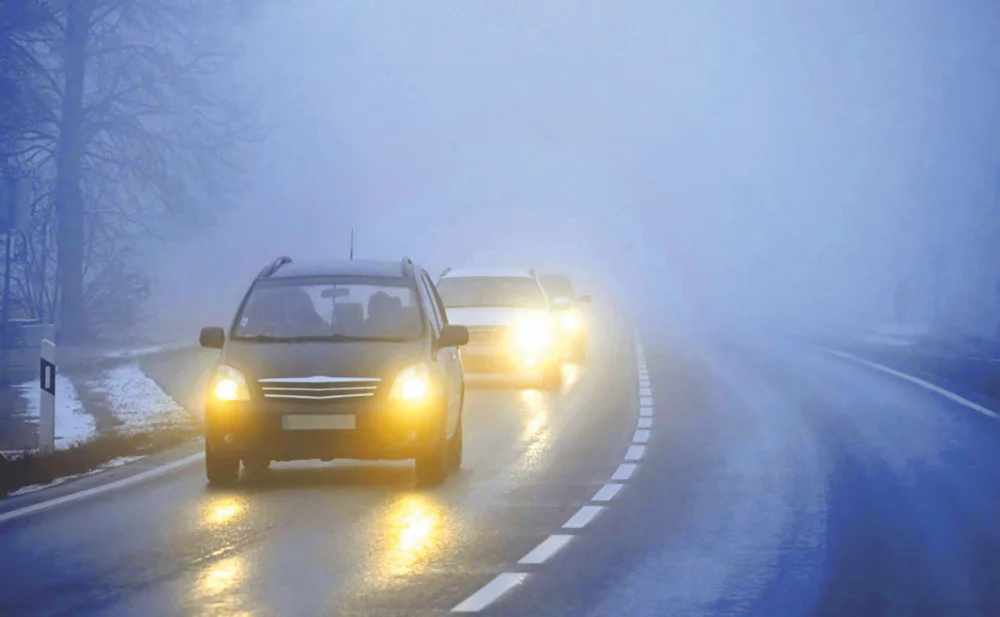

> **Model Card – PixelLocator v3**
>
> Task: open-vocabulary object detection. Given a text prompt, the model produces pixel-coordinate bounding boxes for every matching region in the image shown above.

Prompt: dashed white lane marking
[633,429,650,444]
[518,534,575,565]
[637,417,653,429]
[564,505,604,529]
[452,573,530,612]
[592,483,623,502]
[612,463,637,481]
[624,445,646,461]
[0,452,204,526]
[640,396,654,406]
[639,387,652,396]
[639,379,650,388]
[822,348,1000,420]
[639,406,654,417]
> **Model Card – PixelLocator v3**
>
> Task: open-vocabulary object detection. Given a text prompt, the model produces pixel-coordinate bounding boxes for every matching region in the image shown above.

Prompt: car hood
[445,307,549,327]
[220,339,425,382]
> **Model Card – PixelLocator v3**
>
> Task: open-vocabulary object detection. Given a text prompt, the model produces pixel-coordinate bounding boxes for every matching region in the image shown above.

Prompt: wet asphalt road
[2,314,1000,616]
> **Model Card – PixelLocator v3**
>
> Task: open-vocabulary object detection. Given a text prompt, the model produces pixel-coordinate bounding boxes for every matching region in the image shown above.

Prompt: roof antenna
[350,228,354,260]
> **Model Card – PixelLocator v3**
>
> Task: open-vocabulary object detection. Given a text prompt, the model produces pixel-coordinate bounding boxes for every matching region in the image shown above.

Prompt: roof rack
[401,256,414,276]
[257,256,292,279]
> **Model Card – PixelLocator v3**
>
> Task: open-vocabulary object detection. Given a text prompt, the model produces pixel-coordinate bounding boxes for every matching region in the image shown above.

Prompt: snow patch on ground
[101,342,194,359]
[15,378,96,450]
[6,455,147,497]
[89,363,190,433]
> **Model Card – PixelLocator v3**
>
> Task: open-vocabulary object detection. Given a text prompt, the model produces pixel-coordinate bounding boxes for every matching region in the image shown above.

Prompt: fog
[138,1,1000,342]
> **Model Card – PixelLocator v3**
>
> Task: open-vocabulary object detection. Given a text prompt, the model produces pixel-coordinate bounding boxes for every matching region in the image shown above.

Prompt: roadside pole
[39,339,56,454]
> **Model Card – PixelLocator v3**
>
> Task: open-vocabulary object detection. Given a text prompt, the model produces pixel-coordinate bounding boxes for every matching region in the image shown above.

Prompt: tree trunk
[54,0,92,343]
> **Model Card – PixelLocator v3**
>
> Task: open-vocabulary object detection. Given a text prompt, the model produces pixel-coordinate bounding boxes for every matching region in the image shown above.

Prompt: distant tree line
[1,0,260,342]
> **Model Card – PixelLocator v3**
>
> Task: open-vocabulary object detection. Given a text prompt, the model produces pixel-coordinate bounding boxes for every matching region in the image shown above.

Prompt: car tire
[446,415,463,472]
[206,443,240,486]
[415,419,449,486]
[542,363,562,390]
[242,456,271,475]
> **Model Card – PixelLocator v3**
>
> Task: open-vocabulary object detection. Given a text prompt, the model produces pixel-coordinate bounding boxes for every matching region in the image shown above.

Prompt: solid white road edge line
[637,417,653,429]
[451,573,530,613]
[518,534,575,565]
[821,347,1000,420]
[564,505,604,529]
[592,483,623,502]
[633,429,650,444]
[639,407,654,417]
[0,452,204,526]
[612,463,637,481]
[640,396,654,406]
[624,445,646,461]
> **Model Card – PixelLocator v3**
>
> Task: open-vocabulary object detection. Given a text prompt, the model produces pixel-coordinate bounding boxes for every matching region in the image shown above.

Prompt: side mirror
[576,294,592,304]
[438,324,469,348]
[200,326,226,349]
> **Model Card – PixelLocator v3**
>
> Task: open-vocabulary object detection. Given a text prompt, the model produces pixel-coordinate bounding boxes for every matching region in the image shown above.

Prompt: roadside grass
[0,426,201,497]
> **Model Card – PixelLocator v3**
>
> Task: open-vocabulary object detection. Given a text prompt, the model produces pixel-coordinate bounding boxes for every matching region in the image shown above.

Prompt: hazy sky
[142,1,1000,338]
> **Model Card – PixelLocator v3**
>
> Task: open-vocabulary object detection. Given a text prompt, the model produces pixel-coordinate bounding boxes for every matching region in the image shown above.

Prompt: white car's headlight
[212,365,250,401]
[512,316,554,352]
[559,309,583,333]
[389,363,432,402]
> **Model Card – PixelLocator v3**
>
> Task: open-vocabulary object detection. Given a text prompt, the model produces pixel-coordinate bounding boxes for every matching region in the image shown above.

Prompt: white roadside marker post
[39,338,56,454]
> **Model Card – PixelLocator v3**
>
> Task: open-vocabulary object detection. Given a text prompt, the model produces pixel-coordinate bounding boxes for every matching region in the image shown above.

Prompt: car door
[419,271,463,433]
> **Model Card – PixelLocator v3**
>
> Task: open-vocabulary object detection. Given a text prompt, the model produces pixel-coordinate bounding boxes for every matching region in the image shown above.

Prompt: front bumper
[205,398,443,461]
[460,344,558,374]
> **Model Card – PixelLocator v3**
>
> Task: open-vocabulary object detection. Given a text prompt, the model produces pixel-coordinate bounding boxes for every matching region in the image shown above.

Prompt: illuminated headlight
[512,316,554,353]
[389,363,432,402]
[559,309,583,333]
[212,365,250,401]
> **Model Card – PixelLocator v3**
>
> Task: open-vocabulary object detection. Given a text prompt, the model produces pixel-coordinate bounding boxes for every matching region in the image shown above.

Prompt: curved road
[2,311,1000,616]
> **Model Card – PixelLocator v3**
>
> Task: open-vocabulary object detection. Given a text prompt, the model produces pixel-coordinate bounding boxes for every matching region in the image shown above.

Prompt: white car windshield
[437,276,546,309]
[232,277,423,341]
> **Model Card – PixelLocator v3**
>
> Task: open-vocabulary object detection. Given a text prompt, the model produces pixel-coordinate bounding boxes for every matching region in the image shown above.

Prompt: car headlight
[512,316,553,353]
[389,363,432,402]
[212,365,250,401]
[559,309,583,333]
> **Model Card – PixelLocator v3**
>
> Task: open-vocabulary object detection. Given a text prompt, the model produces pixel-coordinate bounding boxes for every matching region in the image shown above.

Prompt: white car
[436,268,563,389]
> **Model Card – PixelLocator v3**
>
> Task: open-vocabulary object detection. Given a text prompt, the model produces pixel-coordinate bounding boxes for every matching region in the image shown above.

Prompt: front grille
[465,326,508,345]
[258,376,380,400]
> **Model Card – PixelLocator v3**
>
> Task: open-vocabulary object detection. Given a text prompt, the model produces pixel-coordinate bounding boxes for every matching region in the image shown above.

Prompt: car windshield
[539,275,574,300]
[437,276,546,309]
[232,277,422,341]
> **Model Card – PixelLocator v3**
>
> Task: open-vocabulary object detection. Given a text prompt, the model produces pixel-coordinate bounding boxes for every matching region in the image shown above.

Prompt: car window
[232,276,423,341]
[436,276,547,309]
[539,275,574,300]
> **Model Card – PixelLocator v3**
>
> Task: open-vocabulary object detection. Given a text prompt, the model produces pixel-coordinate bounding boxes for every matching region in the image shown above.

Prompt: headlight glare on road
[390,363,431,402]
[212,365,250,401]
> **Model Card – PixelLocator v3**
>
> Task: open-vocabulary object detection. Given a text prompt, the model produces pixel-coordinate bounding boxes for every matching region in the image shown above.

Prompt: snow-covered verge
[14,378,96,450]
[6,456,145,497]
[89,363,191,433]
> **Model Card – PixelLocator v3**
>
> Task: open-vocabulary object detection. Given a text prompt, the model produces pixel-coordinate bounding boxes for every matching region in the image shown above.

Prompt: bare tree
[6,0,260,341]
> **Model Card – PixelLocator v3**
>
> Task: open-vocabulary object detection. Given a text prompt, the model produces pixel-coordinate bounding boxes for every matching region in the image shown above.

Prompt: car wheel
[446,415,463,472]
[415,419,448,486]
[205,443,240,486]
[242,456,271,475]
[543,363,563,390]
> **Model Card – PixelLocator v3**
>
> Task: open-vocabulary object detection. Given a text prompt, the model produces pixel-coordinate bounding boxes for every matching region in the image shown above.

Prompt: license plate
[282,414,356,430]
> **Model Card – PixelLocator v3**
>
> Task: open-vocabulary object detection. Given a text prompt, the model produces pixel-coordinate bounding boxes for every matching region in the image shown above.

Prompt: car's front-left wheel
[205,443,240,486]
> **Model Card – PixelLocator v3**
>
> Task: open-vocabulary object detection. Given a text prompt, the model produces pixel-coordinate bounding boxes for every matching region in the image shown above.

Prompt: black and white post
[39,339,56,454]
